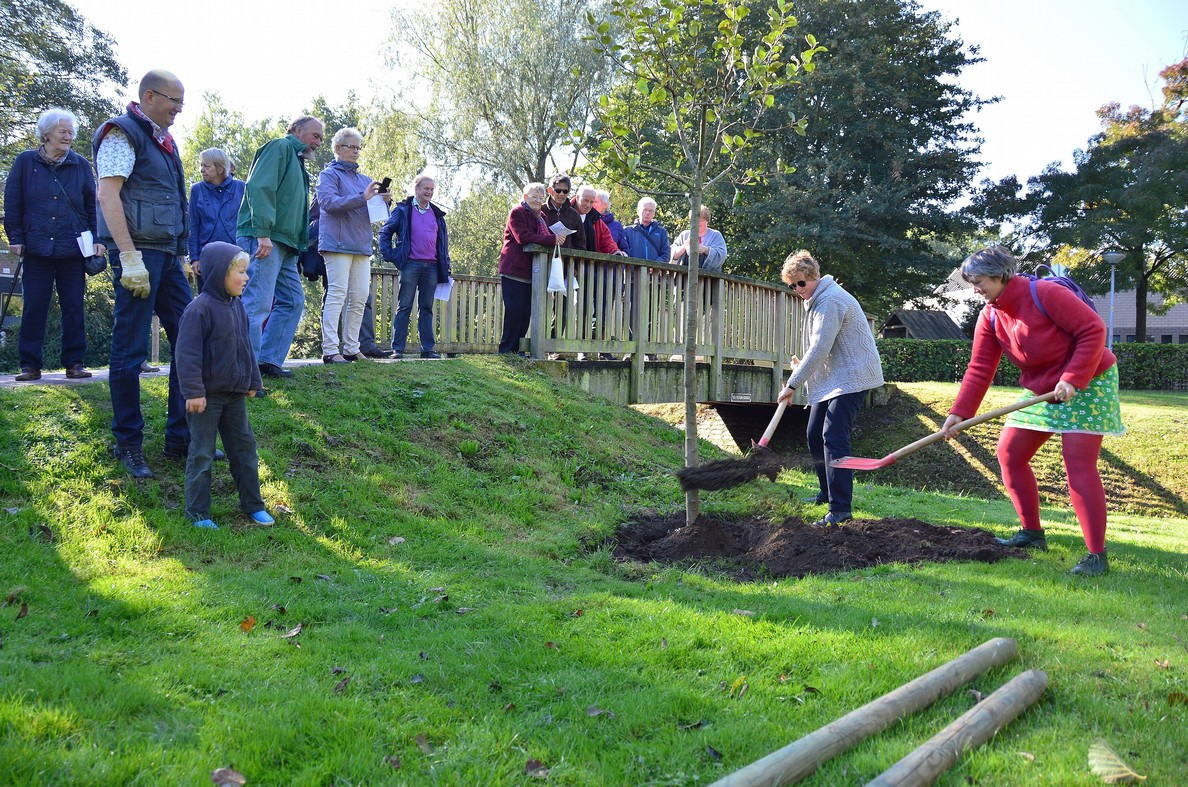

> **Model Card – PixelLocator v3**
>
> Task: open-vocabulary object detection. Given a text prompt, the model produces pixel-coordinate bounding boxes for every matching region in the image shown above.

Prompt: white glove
[118,251,151,298]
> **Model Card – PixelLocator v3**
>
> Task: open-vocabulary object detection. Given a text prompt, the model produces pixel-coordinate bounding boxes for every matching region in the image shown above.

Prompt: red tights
[997,428,1107,553]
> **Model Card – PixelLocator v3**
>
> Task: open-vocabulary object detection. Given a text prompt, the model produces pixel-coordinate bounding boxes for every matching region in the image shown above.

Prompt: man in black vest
[95,69,195,479]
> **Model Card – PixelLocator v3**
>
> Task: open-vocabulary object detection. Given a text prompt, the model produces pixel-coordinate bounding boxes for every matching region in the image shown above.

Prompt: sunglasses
[552,188,569,194]
[793,280,808,288]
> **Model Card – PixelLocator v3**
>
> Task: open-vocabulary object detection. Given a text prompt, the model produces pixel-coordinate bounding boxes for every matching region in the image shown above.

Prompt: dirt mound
[614,514,1025,579]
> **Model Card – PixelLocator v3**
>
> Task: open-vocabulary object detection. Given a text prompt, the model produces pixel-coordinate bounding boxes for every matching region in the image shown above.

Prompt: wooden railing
[370,247,809,401]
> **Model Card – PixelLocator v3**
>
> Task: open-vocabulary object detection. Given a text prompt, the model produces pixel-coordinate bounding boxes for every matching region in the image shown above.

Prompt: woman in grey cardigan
[777,250,884,527]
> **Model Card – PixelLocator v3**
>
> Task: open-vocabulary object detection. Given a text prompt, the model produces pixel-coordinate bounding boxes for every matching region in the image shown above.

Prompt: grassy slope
[0,360,1185,786]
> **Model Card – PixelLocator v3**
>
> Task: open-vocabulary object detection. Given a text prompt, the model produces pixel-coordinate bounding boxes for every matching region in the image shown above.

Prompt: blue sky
[71,0,1188,190]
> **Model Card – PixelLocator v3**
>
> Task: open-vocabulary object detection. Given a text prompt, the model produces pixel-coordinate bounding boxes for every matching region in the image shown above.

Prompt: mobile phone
[377,177,392,194]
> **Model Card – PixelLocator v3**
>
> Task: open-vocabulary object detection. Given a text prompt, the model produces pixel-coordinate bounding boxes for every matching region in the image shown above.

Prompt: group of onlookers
[496,175,730,356]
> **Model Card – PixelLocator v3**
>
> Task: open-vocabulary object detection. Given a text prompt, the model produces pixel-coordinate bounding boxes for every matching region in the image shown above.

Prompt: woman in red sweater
[941,247,1124,576]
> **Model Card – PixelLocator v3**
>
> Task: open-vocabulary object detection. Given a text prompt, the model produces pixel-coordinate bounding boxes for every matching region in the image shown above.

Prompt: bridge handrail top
[523,245,795,291]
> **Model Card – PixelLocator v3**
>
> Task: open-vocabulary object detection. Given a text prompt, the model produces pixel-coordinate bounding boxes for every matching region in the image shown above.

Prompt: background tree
[180,92,286,181]
[389,0,611,190]
[446,185,515,276]
[587,0,823,524]
[968,57,1188,342]
[0,0,126,213]
[719,0,988,318]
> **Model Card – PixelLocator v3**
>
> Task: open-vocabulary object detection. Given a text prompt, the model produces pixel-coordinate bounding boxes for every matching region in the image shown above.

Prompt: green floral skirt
[1005,365,1126,435]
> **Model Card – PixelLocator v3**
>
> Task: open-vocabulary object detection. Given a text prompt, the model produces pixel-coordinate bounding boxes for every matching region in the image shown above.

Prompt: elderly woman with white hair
[188,147,245,292]
[314,127,385,364]
[3,107,105,381]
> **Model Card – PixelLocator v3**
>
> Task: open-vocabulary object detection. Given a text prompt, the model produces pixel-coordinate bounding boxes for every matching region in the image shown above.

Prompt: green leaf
[636,78,650,95]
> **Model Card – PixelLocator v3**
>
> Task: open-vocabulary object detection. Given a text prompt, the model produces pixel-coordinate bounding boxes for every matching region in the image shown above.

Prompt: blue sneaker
[249,510,275,525]
[193,519,219,529]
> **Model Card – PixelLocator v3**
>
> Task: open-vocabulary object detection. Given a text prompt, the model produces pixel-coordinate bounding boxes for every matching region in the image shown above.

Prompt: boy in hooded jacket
[175,241,273,529]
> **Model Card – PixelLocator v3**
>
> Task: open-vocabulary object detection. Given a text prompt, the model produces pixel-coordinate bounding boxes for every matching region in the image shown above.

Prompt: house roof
[882,309,967,340]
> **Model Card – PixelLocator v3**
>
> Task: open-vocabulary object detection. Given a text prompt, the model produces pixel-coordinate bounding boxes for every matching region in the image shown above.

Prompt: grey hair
[288,115,322,135]
[331,127,363,147]
[37,108,79,141]
[198,147,231,177]
[961,246,1018,283]
[596,188,611,207]
[637,196,657,213]
[524,181,547,196]
[577,184,598,199]
[413,174,435,190]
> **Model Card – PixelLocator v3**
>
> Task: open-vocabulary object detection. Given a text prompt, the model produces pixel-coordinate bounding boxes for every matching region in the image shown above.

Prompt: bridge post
[529,250,549,358]
[773,290,790,398]
[629,266,649,403]
[709,277,725,401]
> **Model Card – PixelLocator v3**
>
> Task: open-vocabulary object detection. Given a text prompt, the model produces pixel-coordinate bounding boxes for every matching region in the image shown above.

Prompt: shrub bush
[876,339,1188,390]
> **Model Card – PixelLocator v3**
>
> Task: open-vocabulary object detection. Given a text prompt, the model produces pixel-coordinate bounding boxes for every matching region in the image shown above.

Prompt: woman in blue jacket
[189,147,245,292]
[3,108,104,380]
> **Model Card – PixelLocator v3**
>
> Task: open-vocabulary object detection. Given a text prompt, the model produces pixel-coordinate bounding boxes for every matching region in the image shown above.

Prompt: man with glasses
[237,115,325,379]
[541,175,584,250]
[95,69,194,478]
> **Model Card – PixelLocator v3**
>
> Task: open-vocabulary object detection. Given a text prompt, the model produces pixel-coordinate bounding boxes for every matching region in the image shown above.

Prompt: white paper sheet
[549,221,576,236]
[434,276,454,301]
[76,230,94,256]
[367,195,389,224]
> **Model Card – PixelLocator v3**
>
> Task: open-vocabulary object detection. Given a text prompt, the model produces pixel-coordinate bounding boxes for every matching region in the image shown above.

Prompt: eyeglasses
[793,280,808,288]
[340,144,362,151]
[151,90,184,108]
[552,188,569,194]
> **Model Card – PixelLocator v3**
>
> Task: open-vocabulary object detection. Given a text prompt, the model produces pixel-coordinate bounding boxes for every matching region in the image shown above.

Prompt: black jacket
[175,241,263,398]
[541,198,584,251]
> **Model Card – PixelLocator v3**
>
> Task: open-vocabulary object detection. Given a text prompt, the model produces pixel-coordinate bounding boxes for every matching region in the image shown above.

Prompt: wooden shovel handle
[888,392,1059,463]
[757,400,788,447]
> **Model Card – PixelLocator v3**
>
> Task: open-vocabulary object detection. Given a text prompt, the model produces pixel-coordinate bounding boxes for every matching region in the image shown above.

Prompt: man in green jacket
[236,116,323,378]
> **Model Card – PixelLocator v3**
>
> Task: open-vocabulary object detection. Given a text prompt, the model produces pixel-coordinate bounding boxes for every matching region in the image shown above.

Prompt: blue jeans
[805,390,868,515]
[391,260,439,353]
[18,254,86,370]
[184,391,265,520]
[109,248,192,449]
[237,237,305,367]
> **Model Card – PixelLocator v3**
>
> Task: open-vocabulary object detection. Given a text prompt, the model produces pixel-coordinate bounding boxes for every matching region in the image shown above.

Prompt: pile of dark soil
[614,514,1025,579]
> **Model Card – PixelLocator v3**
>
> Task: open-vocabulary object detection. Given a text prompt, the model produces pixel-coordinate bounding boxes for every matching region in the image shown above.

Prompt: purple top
[408,202,438,261]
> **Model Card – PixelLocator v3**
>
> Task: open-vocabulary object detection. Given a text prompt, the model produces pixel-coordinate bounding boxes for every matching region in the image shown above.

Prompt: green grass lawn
[1,360,1185,785]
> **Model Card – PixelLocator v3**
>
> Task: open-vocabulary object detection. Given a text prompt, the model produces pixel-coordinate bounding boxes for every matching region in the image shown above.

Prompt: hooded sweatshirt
[175,241,264,399]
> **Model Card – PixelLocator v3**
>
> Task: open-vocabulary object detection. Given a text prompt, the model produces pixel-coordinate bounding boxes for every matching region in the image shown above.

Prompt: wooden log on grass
[708,637,1018,787]
[865,668,1047,787]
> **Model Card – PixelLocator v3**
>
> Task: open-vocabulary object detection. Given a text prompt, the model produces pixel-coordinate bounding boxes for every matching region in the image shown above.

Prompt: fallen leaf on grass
[5,587,26,605]
[545,641,558,650]
[210,767,246,786]
[4,507,20,515]
[504,702,516,711]
[730,675,748,699]
[969,688,985,703]
[419,651,428,660]
[415,734,435,755]
[275,504,293,514]
[239,616,256,633]
[1136,622,1147,630]
[1169,692,1188,706]
[706,744,722,761]
[333,676,350,694]
[778,674,790,684]
[85,609,98,618]
[981,608,996,618]
[280,623,304,639]
[677,720,705,731]
[379,607,397,614]
[524,759,550,778]
[803,685,820,695]
[572,608,584,617]
[288,576,302,584]
[16,602,28,620]
[429,586,445,593]
[587,705,615,718]
[1018,751,1036,762]
[871,618,879,628]
[410,674,424,684]
[456,607,474,614]
[270,605,286,615]
[383,755,400,770]
[660,637,668,650]
[1088,739,1146,783]
[732,609,754,617]
[331,666,347,674]
[1154,659,1170,669]
[489,681,502,692]
[316,574,333,583]
[28,524,53,541]
[388,536,405,545]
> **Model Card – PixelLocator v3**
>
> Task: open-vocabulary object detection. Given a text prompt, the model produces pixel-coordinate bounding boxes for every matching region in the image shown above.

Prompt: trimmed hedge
[876,339,1188,391]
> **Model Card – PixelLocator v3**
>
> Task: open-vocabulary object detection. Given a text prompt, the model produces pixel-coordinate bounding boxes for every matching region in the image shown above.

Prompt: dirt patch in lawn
[614,514,1025,579]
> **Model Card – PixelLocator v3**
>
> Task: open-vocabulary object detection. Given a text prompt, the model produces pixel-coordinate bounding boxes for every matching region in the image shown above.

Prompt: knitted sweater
[787,276,884,404]
[950,276,1116,419]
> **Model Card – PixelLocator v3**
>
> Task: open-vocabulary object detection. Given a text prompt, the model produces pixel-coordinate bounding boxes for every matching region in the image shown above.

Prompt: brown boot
[66,365,92,379]
[15,368,41,381]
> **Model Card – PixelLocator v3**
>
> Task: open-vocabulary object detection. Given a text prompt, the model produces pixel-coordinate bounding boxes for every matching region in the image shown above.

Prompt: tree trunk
[683,108,708,527]
[1135,265,1149,343]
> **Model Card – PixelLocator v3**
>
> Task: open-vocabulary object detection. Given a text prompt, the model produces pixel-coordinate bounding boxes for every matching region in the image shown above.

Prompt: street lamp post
[1102,250,1126,350]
